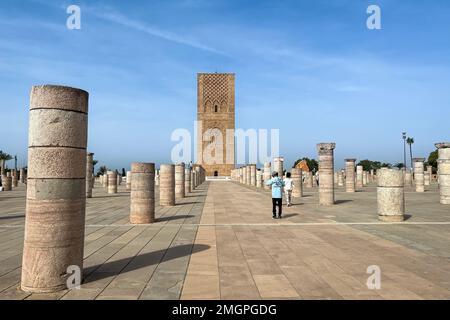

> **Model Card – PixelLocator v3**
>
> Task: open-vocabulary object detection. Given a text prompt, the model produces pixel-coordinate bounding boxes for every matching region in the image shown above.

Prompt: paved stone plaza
[1,180,449,300]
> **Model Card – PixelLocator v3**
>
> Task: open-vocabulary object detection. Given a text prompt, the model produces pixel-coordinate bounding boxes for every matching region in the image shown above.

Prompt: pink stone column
[107,171,117,194]
[2,173,12,191]
[291,168,303,197]
[130,163,155,224]
[160,164,175,206]
[22,85,88,293]
[185,168,191,193]
[20,168,25,184]
[317,143,336,205]
[274,157,284,178]
[12,170,18,187]
[263,163,271,190]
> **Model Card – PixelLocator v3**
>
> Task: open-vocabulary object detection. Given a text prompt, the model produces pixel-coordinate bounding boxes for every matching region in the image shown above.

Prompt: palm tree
[0,150,13,172]
[406,137,414,169]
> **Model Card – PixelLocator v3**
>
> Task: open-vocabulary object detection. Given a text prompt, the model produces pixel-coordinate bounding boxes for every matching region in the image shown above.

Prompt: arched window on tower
[214,105,218,113]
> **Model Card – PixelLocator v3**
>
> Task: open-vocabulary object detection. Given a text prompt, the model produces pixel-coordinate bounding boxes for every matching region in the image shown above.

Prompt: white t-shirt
[284,178,293,191]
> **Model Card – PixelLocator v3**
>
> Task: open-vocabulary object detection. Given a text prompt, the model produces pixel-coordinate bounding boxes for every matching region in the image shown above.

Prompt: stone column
[130,163,155,224]
[175,163,185,199]
[107,171,117,194]
[377,168,405,222]
[246,165,251,185]
[274,157,284,178]
[191,169,195,190]
[250,164,256,186]
[160,164,175,206]
[427,166,433,183]
[317,143,336,205]
[2,173,12,191]
[291,168,303,197]
[305,172,313,188]
[345,159,356,193]
[356,165,363,188]
[435,143,450,204]
[185,168,191,193]
[195,167,200,186]
[404,169,412,186]
[338,171,344,187]
[363,171,368,186]
[86,152,94,198]
[413,158,425,193]
[256,170,262,188]
[21,85,88,293]
[126,171,132,191]
[102,173,108,188]
[155,170,160,187]
[12,170,18,187]
[20,168,25,184]
[334,172,338,185]
[263,162,271,190]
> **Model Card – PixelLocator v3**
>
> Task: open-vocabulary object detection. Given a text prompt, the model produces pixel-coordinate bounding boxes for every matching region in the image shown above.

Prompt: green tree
[394,163,405,169]
[0,150,13,171]
[293,157,318,173]
[427,149,438,172]
[406,137,414,168]
[96,165,107,177]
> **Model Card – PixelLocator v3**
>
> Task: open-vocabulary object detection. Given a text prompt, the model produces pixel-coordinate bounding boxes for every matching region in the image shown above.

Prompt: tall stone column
[291,168,303,197]
[185,168,191,193]
[175,163,185,199]
[160,164,175,206]
[107,171,117,194]
[413,158,425,193]
[427,166,433,183]
[274,157,284,178]
[263,162,271,190]
[22,85,88,293]
[102,173,108,188]
[356,165,363,188]
[191,169,195,190]
[246,165,251,185]
[317,143,336,205]
[435,143,450,204]
[345,159,356,193]
[86,152,94,198]
[250,164,256,186]
[195,167,200,186]
[377,168,405,222]
[130,163,155,224]
[126,170,131,191]
[12,170,18,187]
[363,171,368,186]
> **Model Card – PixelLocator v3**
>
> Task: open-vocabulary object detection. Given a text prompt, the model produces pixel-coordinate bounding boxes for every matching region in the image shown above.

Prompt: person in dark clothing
[265,171,285,219]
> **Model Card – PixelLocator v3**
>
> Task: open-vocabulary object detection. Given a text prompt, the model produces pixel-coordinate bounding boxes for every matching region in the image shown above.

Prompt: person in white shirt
[284,172,294,207]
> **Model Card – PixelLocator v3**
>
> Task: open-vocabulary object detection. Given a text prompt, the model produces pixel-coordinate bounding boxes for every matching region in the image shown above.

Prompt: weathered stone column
[317,143,336,205]
[12,170,18,187]
[107,171,117,194]
[345,159,356,193]
[2,173,12,191]
[427,166,433,183]
[191,169,195,190]
[291,168,303,197]
[126,170,131,191]
[160,164,175,206]
[435,143,450,204]
[184,168,191,193]
[130,163,155,224]
[155,170,160,187]
[245,165,251,185]
[195,167,201,186]
[338,171,344,187]
[305,172,313,188]
[20,168,25,184]
[334,172,338,185]
[250,164,256,186]
[404,169,412,186]
[363,171,368,186]
[377,168,405,222]
[86,152,94,198]
[117,173,122,186]
[256,170,262,188]
[413,158,425,193]
[175,163,185,199]
[22,85,88,293]
[356,165,363,188]
[274,157,284,178]
[263,162,271,190]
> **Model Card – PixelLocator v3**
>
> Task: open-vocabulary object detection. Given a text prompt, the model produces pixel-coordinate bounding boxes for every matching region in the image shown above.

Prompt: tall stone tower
[197,73,235,177]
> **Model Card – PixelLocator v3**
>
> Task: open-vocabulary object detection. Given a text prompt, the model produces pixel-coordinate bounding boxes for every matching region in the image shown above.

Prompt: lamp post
[402,132,407,170]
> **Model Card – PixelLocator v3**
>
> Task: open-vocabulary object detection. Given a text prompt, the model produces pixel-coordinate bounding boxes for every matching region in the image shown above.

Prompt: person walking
[265,171,285,219]
[284,172,294,207]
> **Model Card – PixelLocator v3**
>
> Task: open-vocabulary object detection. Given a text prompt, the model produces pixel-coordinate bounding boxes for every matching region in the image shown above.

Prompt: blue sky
[0,0,449,171]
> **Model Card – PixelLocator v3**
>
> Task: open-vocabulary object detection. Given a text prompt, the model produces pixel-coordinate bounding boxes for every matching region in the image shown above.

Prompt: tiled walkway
[1,180,449,299]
